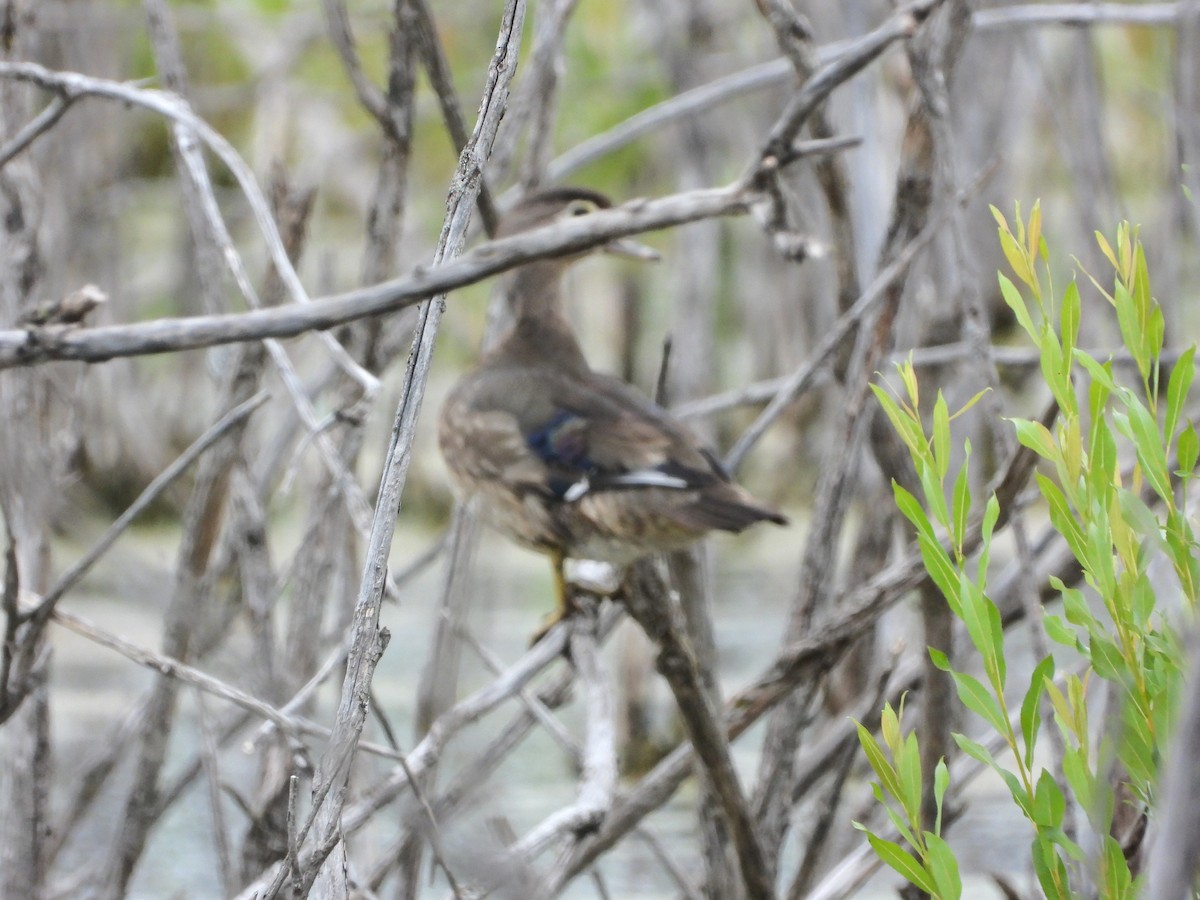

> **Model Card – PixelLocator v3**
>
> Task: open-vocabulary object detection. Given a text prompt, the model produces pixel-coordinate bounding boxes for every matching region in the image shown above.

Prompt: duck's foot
[528,596,578,647]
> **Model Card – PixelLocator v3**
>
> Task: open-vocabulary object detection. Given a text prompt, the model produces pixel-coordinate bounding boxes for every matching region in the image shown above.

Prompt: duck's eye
[567,201,594,217]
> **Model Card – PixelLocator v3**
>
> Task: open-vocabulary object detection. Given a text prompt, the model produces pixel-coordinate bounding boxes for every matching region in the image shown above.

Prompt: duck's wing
[443,365,785,530]
[533,374,786,531]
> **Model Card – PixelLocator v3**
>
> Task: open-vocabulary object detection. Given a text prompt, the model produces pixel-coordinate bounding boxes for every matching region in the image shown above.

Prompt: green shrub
[856,204,1198,899]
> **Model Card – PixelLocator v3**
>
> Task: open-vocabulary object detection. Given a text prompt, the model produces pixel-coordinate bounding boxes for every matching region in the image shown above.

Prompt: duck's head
[498,187,660,262]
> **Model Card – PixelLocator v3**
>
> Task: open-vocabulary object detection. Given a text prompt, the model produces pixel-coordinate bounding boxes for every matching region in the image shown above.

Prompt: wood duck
[439,187,786,633]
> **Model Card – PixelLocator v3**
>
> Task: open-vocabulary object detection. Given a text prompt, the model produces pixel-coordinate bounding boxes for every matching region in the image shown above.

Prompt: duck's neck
[498,263,590,372]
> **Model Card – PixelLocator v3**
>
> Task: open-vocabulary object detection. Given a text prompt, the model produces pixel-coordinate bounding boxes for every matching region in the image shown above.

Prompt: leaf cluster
[858,204,1199,898]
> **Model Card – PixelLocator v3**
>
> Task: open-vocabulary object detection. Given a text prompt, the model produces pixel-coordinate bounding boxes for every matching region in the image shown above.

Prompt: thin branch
[756,0,945,165]
[621,561,773,900]
[343,617,574,833]
[0,531,18,720]
[0,65,300,333]
[509,602,616,860]
[975,1,1185,29]
[632,827,704,900]
[194,692,237,897]
[304,1,528,887]
[408,0,500,234]
[672,342,1191,420]
[19,391,268,631]
[0,93,74,168]
[381,707,468,900]
[453,612,582,755]
[530,1,1185,189]
[0,185,750,368]
[24,600,406,761]
[724,158,997,472]
[320,0,403,141]
[286,776,301,900]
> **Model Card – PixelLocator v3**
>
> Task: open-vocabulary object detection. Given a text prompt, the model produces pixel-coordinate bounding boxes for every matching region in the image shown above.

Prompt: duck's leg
[531,549,573,644]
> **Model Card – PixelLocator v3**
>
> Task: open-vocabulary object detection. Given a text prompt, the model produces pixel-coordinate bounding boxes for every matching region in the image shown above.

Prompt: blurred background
[1,0,1198,897]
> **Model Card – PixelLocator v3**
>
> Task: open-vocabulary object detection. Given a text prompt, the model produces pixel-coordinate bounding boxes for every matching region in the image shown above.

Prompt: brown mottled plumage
[439,187,786,633]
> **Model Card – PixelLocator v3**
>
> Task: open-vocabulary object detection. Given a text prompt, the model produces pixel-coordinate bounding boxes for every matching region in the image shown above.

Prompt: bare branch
[975,1,1185,29]
[22,600,405,761]
[17,391,269,638]
[0,185,749,368]
[305,2,529,888]
[509,602,616,860]
[0,93,74,168]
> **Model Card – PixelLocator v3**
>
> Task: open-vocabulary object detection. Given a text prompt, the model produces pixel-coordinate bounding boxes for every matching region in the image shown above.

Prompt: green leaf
[1085,516,1117,599]
[1116,490,1163,553]
[1043,613,1077,648]
[948,669,1008,734]
[953,733,997,768]
[951,453,971,550]
[997,767,1033,818]
[1130,575,1155,630]
[1061,412,1083,485]
[915,533,962,617]
[1032,769,1066,828]
[1075,350,1119,395]
[1087,420,1118,508]
[865,833,937,896]
[1060,280,1081,357]
[1178,421,1199,475]
[1061,746,1094,811]
[880,796,922,851]
[898,732,923,818]
[1054,578,1091,628]
[1148,306,1165,375]
[1020,656,1055,768]
[950,390,991,422]
[959,579,1005,688]
[1120,701,1156,788]
[1165,508,1200,602]
[999,230,1035,290]
[999,273,1038,340]
[1095,230,1119,271]
[893,481,931,535]
[1038,473,1086,561]
[1134,242,1159,356]
[920,463,951,533]
[933,759,950,835]
[880,702,901,756]
[1123,398,1172,503]
[872,384,928,462]
[1012,416,1059,462]
[1033,836,1071,900]
[1040,329,1071,410]
[1027,200,1043,259]
[1165,345,1195,444]
[894,482,959,606]
[933,392,951,482]
[1115,281,1143,377]
[1101,834,1134,898]
[976,494,1001,588]
[1089,634,1125,681]
[855,721,902,802]
[925,833,963,900]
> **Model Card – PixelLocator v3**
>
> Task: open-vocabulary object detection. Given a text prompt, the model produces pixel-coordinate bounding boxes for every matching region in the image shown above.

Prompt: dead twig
[304,2,529,890]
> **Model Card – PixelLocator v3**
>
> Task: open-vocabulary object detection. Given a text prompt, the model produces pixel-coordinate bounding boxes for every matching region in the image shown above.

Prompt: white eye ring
[567,202,593,217]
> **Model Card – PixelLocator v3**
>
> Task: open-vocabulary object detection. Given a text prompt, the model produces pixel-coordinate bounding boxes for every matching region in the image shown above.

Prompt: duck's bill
[603,237,661,261]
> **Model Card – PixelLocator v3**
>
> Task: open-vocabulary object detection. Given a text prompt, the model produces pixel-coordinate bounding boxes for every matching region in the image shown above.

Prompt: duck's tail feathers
[671,489,788,533]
